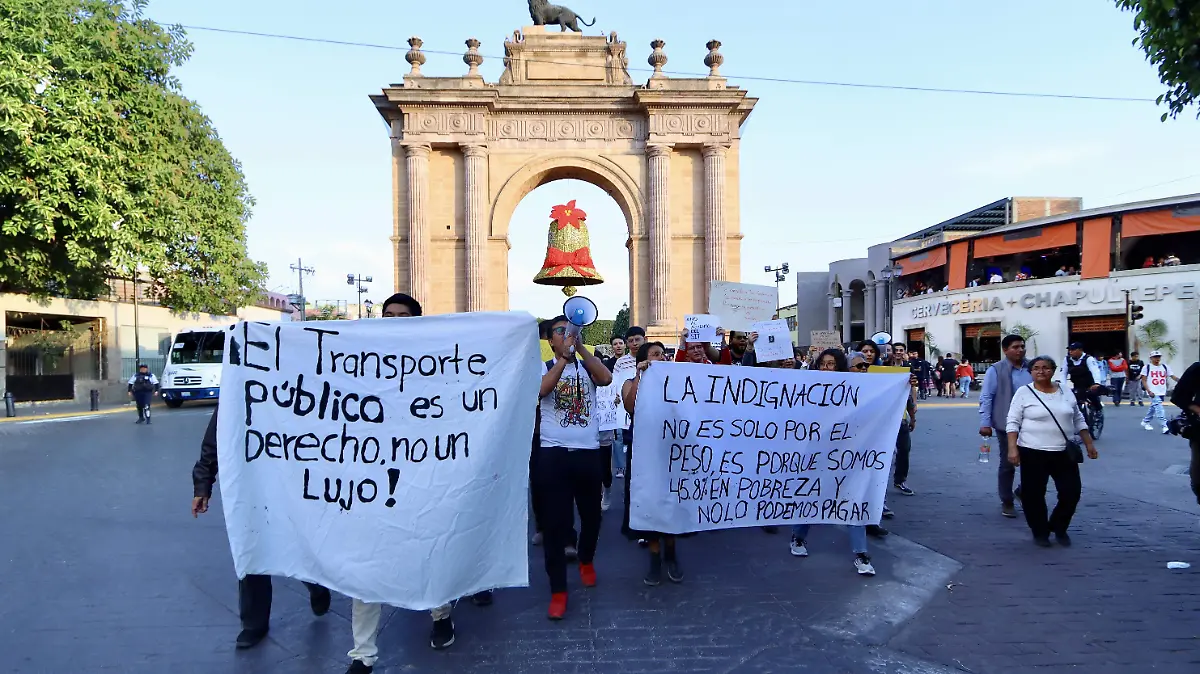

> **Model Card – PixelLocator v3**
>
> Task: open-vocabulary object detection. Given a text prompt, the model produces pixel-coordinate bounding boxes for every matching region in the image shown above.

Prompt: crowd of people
[189,296,1200,674]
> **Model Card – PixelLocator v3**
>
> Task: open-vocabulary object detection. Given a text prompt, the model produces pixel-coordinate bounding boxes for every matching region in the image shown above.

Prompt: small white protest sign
[751,319,793,362]
[596,382,626,431]
[684,314,719,343]
[708,281,779,331]
[217,312,540,610]
[629,362,909,533]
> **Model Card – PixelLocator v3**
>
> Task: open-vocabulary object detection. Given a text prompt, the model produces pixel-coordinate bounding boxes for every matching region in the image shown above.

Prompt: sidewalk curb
[0,406,136,424]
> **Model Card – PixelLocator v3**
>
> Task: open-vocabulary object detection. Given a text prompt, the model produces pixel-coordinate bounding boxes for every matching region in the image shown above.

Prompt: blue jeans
[1109,376,1125,404]
[611,429,626,474]
[790,524,868,554]
[1143,395,1166,426]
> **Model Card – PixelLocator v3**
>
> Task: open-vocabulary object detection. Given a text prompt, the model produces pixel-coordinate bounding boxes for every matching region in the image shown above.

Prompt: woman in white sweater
[1005,356,1099,547]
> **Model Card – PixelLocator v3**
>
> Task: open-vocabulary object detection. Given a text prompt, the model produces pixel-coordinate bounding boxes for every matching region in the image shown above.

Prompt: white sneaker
[1161,426,1170,435]
[1142,422,1153,431]
[789,536,808,557]
[601,490,611,512]
[854,554,876,576]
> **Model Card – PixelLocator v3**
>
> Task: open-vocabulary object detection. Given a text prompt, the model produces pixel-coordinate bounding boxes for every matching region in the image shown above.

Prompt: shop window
[960,322,1002,370]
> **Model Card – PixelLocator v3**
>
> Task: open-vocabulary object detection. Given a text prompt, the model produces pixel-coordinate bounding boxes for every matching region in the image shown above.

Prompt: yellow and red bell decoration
[532,200,604,296]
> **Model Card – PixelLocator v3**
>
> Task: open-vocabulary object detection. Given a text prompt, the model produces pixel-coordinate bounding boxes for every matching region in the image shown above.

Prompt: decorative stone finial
[648,39,667,76]
[704,40,723,77]
[463,38,483,77]
[406,37,427,75]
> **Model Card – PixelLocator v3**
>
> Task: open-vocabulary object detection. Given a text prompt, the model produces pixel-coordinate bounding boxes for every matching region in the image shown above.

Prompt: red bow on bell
[542,247,597,277]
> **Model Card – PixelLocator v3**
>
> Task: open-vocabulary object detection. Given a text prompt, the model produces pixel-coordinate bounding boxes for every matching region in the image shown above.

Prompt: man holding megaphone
[534,310,613,622]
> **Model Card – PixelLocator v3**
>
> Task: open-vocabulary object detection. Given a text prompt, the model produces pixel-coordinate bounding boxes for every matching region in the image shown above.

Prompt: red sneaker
[547,592,568,620]
[580,563,597,588]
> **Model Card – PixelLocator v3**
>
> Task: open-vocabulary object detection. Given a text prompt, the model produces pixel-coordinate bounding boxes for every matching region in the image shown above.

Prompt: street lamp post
[764,263,790,308]
[879,263,904,339]
[347,274,373,319]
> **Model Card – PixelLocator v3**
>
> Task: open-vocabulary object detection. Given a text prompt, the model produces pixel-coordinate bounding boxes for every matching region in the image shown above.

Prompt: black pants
[1017,447,1082,538]
[533,446,603,593]
[601,443,614,490]
[1189,437,1200,507]
[133,391,152,419]
[238,574,329,632]
[530,444,579,546]
[893,424,911,484]
[997,432,1017,505]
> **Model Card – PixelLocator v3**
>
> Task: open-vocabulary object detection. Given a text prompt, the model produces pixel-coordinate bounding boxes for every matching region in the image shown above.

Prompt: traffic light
[1128,303,1144,325]
[346,274,355,286]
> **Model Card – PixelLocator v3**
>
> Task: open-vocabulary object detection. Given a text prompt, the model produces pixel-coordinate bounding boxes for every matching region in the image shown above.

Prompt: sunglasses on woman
[853,363,870,371]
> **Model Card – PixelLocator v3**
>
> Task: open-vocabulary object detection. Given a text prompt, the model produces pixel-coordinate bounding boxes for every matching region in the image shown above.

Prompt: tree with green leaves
[612,304,630,340]
[1115,0,1200,120]
[0,0,266,313]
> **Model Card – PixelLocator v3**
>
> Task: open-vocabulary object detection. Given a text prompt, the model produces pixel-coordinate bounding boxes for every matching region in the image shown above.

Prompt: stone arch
[489,154,645,240]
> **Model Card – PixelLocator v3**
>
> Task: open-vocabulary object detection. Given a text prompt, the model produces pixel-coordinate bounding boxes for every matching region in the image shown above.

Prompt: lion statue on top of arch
[528,0,596,32]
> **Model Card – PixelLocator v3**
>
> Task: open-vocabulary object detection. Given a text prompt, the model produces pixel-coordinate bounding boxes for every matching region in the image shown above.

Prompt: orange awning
[1123,209,1200,237]
[1080,217,1112,279]
[948,241,968,290]
[973,222,1076,258]
[898,247,947,276]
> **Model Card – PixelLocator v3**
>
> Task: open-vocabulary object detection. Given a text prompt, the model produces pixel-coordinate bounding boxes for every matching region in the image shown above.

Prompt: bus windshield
[169,331,225,365]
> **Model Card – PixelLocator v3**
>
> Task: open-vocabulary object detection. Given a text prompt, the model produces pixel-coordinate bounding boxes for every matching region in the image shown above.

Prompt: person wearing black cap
[1055,342,1103,415]
[191,406,333,649]
[127,363,159,424]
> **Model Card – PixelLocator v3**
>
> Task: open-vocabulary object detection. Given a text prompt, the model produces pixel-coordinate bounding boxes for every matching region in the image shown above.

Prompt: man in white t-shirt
[1141,351,1179,432]
[535,316,612,621]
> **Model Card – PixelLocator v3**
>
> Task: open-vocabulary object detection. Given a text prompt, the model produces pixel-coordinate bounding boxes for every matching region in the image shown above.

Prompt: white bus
[160,328,225,408]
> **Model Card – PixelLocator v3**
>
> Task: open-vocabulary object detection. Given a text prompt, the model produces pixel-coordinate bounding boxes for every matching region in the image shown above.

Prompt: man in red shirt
[1107,351,1128,406]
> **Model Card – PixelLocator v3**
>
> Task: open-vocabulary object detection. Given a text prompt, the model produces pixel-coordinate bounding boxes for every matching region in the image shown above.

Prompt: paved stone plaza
[0,402,1197,673]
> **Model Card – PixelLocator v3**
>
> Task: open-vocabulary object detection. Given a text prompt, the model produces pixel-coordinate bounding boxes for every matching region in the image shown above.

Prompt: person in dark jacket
[1169,361,1200,505]
[127,364,159,425]
[191,405,332,649]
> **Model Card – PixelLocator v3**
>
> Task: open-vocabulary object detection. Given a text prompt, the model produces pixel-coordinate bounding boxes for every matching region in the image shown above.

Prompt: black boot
[644,549,662,586]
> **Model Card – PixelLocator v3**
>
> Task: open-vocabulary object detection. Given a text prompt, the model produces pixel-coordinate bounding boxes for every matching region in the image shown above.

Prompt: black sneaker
[894,483,914,496]
[866,524,889,538]
[471,590,494,606]
[235,628,268,649]
[644,553,662,586]
[346,660,373,674]
[430,617,455,650]
[665,558,683,583]
[1054,532,1072,547]
[881,507,895,520]
[309,586,331,616]
[1033,536,1052,548]
[135,418,145,425]
[1001,503,1017,519]
[145,418,151,425]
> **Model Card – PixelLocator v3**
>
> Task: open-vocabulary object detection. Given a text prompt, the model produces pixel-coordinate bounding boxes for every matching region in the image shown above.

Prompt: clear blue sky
[147,0,1200,319]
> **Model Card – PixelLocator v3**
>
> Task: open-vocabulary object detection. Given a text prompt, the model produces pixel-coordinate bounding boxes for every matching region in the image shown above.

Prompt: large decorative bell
[532,200,604,296]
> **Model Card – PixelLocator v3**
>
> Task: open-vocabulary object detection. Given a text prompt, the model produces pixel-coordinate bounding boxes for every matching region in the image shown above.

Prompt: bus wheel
[164,399,184,409]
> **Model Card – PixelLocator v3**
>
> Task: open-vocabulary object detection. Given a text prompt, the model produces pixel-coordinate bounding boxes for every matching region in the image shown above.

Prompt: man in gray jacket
[978,335,1032,518]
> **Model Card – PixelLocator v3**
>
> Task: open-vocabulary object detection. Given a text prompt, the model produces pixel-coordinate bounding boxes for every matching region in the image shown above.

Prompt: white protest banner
[629,362,909,533]
[596,382,626,431]
[216,312,540,610]
[810,330,842,351]
[684,314,719,343]
[751,319,793,362]
[708,281,779,331]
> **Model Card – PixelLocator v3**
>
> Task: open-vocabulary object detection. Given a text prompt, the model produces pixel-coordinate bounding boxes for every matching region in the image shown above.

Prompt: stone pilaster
[404,143,431,306]
[875,280,888,333]
[647,143,672,327]
[827,293,836,332]
[864,281,876,337]
[462,144,488,312]
[702,144,727,295]
[841,288,854,345]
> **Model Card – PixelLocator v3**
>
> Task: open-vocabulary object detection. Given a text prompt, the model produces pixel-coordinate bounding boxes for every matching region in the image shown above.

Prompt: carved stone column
[826,293,836,332]
[462,144,488,312]
[404,144,431,306]
[841,288,854,345]
[702,144,727,293]
[874,280,887,332]
[864,281,876,337]
[647,143,672,326]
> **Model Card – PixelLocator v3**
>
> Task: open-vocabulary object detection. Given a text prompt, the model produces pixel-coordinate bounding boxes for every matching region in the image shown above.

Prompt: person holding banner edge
[536,315,612,620]
[191,405,334,650]
[790,349,877,576]
[621,340,686,585]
